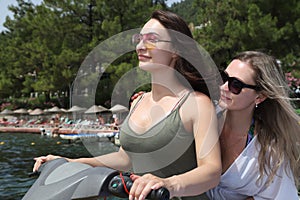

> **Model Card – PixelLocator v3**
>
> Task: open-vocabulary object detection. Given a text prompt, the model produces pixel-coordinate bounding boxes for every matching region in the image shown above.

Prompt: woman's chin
[138,62,151,71]
[138,62,163,71]
[218,100,229,109]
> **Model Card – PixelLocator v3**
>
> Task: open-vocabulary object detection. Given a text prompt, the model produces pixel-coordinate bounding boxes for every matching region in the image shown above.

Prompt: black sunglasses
[221,71,259,95]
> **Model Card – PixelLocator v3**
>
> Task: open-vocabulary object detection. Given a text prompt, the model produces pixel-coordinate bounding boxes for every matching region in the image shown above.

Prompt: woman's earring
[255,103,258,108]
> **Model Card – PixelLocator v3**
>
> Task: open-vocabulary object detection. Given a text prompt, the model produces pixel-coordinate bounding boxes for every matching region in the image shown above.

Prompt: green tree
[0,33,16,97]
[0,0,174,108]
[190,0,300,73]
[2,0,96,103]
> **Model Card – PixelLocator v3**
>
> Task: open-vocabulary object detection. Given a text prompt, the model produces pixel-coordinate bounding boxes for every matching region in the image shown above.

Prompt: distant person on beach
[97,115,105,125]
[49,117,55,127]
[206,51,300,199]
[33,10,221,200]
[110,114,119,130]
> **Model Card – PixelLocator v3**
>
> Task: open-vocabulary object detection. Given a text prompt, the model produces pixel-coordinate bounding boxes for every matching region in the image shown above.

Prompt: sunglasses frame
[132,33,171,46]
[221,71,259,95]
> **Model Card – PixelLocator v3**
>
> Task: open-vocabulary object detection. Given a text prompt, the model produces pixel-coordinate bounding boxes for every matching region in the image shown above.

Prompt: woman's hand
[130,91,145,106]
[129,174,170,200]
[32,154,62,172]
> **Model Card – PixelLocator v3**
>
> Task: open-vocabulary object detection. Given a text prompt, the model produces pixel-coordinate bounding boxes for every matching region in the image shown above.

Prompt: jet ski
[22,158,170,200]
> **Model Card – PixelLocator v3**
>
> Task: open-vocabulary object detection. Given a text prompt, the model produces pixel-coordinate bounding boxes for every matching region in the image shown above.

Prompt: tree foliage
[190,0,300,72]
[0,0,299,110]
[0,0,166,108]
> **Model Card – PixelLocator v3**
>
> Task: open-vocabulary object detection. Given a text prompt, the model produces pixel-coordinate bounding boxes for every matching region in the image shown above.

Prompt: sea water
[0,132,119,200]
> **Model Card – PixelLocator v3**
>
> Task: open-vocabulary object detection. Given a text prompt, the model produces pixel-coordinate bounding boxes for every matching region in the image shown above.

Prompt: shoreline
[0,126,117,135]
[0,125,120,145]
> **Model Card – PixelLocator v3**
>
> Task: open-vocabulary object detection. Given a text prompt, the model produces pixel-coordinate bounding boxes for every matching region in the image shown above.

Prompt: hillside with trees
[0,0,299,110]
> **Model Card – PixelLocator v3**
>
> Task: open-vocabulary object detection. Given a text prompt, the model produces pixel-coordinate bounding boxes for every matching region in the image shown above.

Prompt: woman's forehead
[227,60,253,74]
[141,19,169,36]
[226,60,256,83]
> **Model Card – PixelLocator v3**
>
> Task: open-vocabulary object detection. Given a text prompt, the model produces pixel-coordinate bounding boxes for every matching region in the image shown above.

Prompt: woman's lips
[138,54,151,61]
[220,93,231,101]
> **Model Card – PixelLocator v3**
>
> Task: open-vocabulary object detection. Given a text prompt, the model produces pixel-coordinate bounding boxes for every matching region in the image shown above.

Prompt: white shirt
[206,136,298,200]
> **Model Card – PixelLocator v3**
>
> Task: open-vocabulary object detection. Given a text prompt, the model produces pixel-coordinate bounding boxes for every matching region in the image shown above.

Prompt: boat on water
[59,132,114,140]
[59,131,120,146]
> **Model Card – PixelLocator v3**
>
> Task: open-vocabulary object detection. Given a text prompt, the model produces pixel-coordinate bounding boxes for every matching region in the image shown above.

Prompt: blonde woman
[207,51,300,199]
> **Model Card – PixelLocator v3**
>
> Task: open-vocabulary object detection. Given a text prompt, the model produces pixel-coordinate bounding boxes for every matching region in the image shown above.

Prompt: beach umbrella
[0,109,14,115]
[13,108,29,120]
[13,108,29,114]
[109,104,130,125]
[61,108,68,112]
[67,106,87,121]
[109,104,129,113]
[29,108,44,115]
[47,106,64,113]
[43,108,49,113]
[85,105,109,114]
[67,105,87,113]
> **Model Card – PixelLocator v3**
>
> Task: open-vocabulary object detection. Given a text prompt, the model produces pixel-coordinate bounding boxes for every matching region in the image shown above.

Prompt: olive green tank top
[120,92,208,200]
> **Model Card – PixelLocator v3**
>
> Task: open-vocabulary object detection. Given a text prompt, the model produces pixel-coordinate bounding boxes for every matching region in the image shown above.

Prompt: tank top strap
[171,91,192,111]
[129,91,191,116]
[129,93,146,115]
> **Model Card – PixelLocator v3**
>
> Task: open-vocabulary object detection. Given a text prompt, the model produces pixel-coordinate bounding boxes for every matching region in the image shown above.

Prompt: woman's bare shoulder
[180,91,215,120]
[188,91,213,106]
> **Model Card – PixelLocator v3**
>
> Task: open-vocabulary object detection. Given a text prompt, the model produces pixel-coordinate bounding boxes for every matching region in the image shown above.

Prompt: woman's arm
[166,92,221,196]
[33,146,132,172]
[129,92,222,200]
[73,146,132,171]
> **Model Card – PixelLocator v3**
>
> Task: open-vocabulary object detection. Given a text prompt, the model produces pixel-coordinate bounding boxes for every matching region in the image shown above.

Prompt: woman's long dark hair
[151,10,220,101]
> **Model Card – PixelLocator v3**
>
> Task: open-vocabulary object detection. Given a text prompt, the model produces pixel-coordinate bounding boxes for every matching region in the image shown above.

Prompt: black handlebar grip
[145,187,170,200]
[108,173,170,200]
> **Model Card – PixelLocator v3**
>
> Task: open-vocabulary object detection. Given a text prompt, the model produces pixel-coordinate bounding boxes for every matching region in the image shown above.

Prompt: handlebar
[26,159,170,200]
[108,172,170,200]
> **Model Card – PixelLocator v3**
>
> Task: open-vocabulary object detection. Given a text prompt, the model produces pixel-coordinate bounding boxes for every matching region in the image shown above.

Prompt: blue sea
[0,132,119,200]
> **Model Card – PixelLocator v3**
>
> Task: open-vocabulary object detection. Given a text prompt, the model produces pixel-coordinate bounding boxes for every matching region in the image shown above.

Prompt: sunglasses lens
[221,71,257,94]
[229,78,243,94]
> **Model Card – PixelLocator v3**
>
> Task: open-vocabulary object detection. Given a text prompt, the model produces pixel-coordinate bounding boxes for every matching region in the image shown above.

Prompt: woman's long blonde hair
[234,51,300,186]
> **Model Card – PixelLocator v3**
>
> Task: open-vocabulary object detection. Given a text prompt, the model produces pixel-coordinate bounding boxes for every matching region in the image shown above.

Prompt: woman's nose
[220,81,229,92]
[136,40,146,51]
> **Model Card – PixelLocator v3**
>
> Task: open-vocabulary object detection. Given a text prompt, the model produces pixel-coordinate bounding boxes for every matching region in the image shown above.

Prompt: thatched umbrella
[109,104,129,125]
[29,108,44,115]
[61,108,68,112]
[85,105,109,114]
[13,108,29,121]
[67,105,87,121]
[67,105,87,113]
[13,108,29,115]
[47,106,64,113]
[28,108,44,123]
[109,104,129,113]
[0,109,14,115]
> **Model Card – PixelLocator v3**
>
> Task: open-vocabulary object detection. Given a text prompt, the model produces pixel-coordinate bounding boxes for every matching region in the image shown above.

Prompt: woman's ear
[172,53,178,59]
[255,93,267,105]
[171,47,178,58]
[169,54,178,67]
